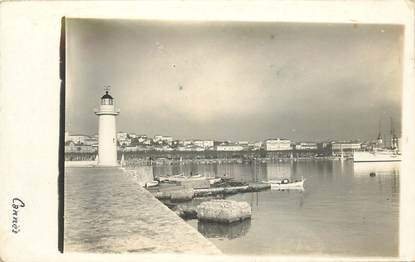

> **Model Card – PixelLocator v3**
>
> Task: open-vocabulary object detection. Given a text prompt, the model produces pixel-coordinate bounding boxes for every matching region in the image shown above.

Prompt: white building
[190,145,205,151]
[66,134,90,144]
[123,145,139,152]
[137,135,148,143]
[331,141,361,151]
[84,137,98,146]
[65,144,97,153]
[176,146,189,152]
[215,144,244,151]
[163,136,173,145]
[155,145,173,151]
[154,135,173,145]
[117,132,129,141]
[295,142,317,150]
[193,140,214,149]
[142,139,151,145]
[94,90,120,166]
[253,141,263,150]
[264,139,292,151]
[117,132,131,146]
[182,140,193,146]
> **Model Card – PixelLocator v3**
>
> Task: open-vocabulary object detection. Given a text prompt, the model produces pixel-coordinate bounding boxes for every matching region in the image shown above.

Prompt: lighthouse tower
[95,90,120,166]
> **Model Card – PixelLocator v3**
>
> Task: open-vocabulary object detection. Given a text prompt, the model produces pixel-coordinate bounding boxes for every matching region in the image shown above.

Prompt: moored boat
[145,180,159,188]
[354,118,402,163]
[157,173,208,183]
[189,174,203,178]
[263,177,305,190]
[208,177,222,185]
[157,176,172,182]
[353,150,401,163]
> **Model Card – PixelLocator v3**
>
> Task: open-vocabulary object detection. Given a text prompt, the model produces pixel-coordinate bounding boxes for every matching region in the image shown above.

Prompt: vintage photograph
[64,18,403,256]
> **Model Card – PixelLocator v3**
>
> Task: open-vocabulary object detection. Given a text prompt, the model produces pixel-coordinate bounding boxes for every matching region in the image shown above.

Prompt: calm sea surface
[66,160,399,256]
[154,160,400,257]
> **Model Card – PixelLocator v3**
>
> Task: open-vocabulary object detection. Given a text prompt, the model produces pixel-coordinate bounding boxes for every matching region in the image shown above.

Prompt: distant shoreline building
[295,142,318,150]
[215,143,244,151]
[194,140,214,149]
[330,141,361,151]
[264,138,292,151]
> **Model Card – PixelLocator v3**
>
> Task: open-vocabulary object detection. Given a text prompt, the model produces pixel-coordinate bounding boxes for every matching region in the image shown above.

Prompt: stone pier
[64,167,221,254]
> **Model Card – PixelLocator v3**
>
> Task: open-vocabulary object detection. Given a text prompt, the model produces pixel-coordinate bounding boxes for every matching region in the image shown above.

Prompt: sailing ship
[353,118,401,163]
[353,150,401,163]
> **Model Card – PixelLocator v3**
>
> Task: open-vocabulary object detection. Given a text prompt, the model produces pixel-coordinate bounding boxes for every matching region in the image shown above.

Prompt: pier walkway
[64,167,221,254]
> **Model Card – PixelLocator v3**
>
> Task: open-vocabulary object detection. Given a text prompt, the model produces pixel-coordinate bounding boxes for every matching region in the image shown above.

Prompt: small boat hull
[264,179,305,190]
[353,151,401,163]
[157,176,171,182]
[208,178,222,185]
[145,180,159,188]
[157,174,208,183]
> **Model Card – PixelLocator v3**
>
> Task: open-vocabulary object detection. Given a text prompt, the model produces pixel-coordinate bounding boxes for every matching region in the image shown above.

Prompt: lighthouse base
[95,155,120,167]
[97,162,120,167]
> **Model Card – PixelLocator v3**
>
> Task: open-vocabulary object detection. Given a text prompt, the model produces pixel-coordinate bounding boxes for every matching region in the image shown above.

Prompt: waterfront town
[65,130,401,161]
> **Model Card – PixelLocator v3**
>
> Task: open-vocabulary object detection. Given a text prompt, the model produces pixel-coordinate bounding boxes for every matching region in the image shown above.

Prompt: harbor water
[155,160,400,257]
[65,160,399,256]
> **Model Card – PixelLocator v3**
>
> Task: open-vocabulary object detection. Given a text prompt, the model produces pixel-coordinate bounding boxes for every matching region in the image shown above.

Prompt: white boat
[353,150,401,163]
[156,174,184,182]
[354,119,402,163]
[208,177,222,185]
[157,176,171,182]
[263,178,305,190]
[189,174,203,178]
[145,180,159,188]
[164,174,187,182]
[176,174,207,181]
[158,174,208,182]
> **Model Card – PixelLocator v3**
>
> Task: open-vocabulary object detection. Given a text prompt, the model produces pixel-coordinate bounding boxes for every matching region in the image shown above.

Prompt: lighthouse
[95,90,120,166]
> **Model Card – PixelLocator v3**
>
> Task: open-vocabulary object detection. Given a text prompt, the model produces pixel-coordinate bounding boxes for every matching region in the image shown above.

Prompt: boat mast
[376,119,383,148]
[390,117,398,150]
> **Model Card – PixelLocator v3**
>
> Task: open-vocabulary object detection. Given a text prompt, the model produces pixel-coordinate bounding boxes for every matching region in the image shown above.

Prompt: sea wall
[64,167,221,254]
[64,160,97,167]
[124,166,154,187]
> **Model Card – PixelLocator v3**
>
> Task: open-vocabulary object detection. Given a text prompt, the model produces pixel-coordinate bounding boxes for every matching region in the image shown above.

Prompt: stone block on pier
[196,200,251,224]
[176,178,211,189]
[170,189,195,202]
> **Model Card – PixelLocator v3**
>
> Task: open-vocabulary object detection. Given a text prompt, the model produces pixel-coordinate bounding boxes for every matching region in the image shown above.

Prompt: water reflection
[266,162,292,180]
[353,162,401,176]
[197,219,251,240]
[182,160,399,256]
[151,160,397,182]
[126,160,401,256]
[153,162,295,183]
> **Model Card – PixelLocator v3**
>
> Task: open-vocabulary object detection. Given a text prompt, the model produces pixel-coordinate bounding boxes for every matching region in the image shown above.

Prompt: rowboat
[157,174,207,183]
[157,176,172,182]
[208,177,222,185]
[162,174,186,182]
[145,180,159,188]
[263,177,305,190]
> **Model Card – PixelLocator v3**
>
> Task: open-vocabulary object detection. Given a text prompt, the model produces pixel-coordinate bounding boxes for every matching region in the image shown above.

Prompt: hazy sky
[66,19,403,142]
